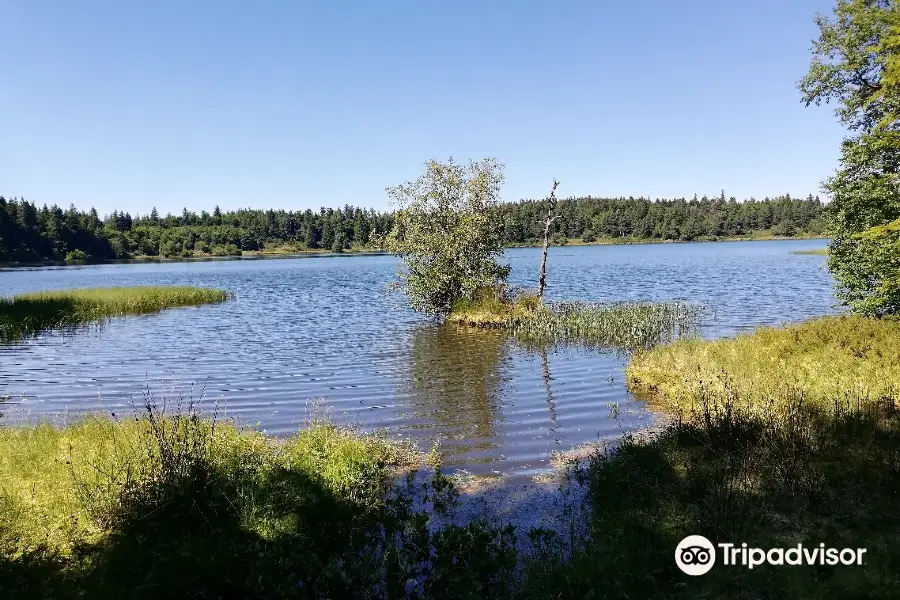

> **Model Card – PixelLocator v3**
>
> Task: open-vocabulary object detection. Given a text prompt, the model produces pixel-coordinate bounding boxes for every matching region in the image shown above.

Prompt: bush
[829,218,900,316]
[211,244,242,257]
[385,158,510,315]
[64,250,89,263]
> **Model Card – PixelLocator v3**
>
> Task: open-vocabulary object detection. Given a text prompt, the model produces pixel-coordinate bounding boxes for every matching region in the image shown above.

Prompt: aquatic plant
[0,286,230,342]
[450,290,703,352]
[791,247,828,255]
[512,301,703,352]
[627,314,900,416]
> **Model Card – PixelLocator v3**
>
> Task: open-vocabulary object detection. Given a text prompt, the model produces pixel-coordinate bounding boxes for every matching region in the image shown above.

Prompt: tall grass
[524,393,900,598]
[627,315,900,416]
[0,286,230,342]
[449,289,703,351]
[2,389,899,597]
[513,301,703,351]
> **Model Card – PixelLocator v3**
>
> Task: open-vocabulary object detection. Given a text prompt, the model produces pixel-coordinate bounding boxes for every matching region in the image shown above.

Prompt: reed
[512,300,703,351]
[449,290,703,351]
[0,286,230,342]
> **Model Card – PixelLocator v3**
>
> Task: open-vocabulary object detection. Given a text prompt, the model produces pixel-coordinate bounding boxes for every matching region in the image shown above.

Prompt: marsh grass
[791,248,829,255]
[0,395,529,598]
[524,393,900,599]
[0,286,230,342]
[2,389,899,597]
[513,301,703,351]
[449,289,703,351]
[626,315,900,416]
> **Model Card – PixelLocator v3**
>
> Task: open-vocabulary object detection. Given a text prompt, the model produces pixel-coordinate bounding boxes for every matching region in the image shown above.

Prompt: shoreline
[0,235,829,270]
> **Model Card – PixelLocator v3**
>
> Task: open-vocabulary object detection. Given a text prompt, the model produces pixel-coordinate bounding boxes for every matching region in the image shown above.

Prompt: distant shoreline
[0,235,829,270]
[506,233,829,249]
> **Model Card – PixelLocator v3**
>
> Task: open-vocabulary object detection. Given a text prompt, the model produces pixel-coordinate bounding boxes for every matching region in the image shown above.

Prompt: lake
[1,239,835,478]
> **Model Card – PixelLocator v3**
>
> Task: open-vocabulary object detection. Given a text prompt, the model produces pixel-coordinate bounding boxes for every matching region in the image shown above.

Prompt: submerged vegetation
[0,286,230,342]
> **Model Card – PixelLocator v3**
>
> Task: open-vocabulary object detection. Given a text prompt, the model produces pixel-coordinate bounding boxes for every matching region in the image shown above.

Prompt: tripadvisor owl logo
[675,535,868,575]
[675,535,716,575]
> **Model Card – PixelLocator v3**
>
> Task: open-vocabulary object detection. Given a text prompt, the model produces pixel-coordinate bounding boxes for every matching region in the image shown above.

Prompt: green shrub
[211,244,241,257]
[385,158,510,315]
[64,250,89,263]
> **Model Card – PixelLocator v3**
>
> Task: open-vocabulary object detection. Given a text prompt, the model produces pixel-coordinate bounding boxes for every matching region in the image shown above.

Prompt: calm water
[1,240,835,477]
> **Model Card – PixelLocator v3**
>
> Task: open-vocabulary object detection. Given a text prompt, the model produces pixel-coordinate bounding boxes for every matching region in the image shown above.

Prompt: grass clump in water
[512,300,702,351]
[447,288,543,327]
[791,247,829,255]
[0,286,230,342]
[449,288,702,351]
[626,314,900,417]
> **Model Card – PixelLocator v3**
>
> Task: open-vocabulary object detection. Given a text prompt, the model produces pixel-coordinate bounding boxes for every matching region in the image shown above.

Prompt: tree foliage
[385,158,510,315]
[0,193,824,265]
[800,0,900,315]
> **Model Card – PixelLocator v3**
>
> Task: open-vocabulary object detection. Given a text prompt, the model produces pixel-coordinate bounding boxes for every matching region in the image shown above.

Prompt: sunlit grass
[0,412,421,560]
[0,286,230,342]
[626,315,900,416]
[791,248,829,255]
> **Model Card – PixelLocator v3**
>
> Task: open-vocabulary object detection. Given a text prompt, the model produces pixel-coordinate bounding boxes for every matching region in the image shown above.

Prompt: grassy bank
[0,407,448,598]
[0,286,230,342]
[4,398,897,597]
[449,291,702,351]
[531,397,900,599]
[626,315,900,416]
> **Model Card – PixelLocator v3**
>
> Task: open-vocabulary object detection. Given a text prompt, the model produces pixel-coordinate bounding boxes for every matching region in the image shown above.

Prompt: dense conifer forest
[0,192,825,262]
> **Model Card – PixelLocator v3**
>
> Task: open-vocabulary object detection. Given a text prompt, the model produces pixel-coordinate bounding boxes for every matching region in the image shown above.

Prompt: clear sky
[2,1,843,217]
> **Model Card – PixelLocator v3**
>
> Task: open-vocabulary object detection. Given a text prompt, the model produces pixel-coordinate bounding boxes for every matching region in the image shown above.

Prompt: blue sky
[2,1,843,217]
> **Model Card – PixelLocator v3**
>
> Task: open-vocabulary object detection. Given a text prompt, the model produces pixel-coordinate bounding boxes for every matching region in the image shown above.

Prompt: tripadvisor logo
[676,535,716,576]
[675,535,867,576]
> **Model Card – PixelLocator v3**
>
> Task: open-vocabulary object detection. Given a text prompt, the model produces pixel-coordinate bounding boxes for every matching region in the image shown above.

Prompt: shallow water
[0,240,835,478]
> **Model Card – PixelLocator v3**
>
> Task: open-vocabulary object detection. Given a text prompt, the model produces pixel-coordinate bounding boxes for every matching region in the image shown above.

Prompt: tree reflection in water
[403,324,511,465]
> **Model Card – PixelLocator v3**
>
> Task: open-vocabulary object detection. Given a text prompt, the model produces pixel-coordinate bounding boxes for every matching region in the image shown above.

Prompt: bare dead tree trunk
[537,179,560,301]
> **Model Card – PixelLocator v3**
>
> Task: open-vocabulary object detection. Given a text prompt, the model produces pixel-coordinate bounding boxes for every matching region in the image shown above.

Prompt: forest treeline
[0,192,825,262]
